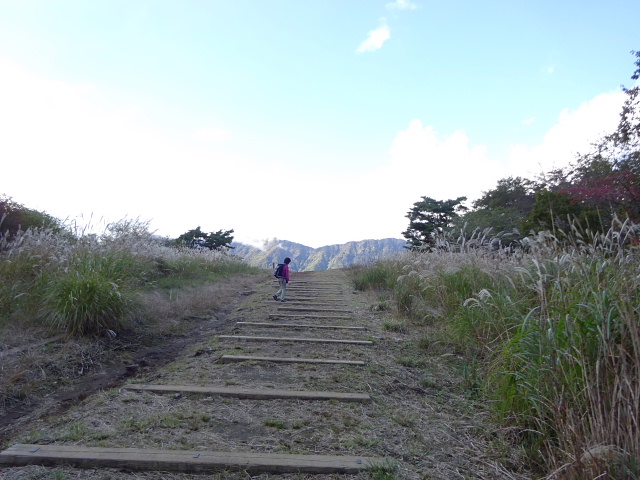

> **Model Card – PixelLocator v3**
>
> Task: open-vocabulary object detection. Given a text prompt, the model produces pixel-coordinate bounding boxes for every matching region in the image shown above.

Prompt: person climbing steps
[273,257,291,302]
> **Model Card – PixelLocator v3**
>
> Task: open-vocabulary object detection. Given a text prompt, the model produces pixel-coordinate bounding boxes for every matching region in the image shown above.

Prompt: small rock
[580,445,621,467]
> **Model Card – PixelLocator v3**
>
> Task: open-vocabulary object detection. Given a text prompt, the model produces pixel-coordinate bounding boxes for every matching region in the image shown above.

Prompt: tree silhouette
[176,226,234,251]
[402,196,467,249]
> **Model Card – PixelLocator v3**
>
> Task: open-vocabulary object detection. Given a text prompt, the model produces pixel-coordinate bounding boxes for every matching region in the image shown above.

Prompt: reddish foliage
[562,170,640,218]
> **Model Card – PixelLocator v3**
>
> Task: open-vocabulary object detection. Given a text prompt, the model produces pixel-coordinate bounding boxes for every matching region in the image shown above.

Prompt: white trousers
[275,278,287,300]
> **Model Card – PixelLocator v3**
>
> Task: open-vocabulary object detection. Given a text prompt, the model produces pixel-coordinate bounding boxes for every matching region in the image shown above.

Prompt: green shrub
[352,264,399,291]
[40,266,136,335]
[358,222,640,477]
[0,220,256,335]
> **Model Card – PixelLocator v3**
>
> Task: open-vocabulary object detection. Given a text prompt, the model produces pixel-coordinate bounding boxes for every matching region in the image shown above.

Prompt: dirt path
[1,270,531,480]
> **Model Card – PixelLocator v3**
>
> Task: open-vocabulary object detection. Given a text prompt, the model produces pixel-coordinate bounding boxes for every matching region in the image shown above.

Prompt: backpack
[274,263,285,278]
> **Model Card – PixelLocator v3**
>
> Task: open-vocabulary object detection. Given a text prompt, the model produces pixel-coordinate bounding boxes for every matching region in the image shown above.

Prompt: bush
[40,267,136,335]
[352,263,399,291]
[0,220,257,336]
[352,221,640,478]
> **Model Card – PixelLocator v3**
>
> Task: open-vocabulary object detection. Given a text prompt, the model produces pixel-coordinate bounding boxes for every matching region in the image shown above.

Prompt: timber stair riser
[287,295,343,298]
[278,302,349,307]
[279,296,343,300]
[269,314,352,320]
[280,295,343,299]
[236,321,365,330]
[219,355,365,366]
[286,291,343,295]
[121,384,370,402]
[219,335,373,345]
[0,444,381,474]
[278,308,353,314]
[287,286,342,289]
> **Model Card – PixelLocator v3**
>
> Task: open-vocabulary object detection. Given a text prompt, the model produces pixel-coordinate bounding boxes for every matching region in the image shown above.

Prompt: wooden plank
[269,314,352,320]
[284,302,348,307]
[219,335,373,346]
[288,295,343,298]
[285,295,344,299]
[286,287,343,291]
[0,444,383,474]
[122,384,370,402]
[289,295,345,304]
[287,286,344,296]
[284,281,340,284]
[278,307,353,314]
[219,355,365,366]
[236,321,364,330]
[288,289,342,292]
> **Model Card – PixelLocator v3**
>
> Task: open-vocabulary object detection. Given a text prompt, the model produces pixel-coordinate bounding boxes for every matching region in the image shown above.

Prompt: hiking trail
[1,270,530,480]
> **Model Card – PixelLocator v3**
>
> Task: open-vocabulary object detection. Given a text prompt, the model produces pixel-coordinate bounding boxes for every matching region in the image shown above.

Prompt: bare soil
[1,270,532,480]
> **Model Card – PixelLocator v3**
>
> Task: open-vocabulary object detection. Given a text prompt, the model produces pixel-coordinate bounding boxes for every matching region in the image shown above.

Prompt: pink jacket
[281,264,290,282]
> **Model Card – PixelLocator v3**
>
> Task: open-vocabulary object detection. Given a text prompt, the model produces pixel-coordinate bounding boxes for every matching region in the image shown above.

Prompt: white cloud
[343,120,502,241]
[341,91,626,242]
[193,127,231,142]
[522,117,536,126]
[0,57,630,250]
[386,0,417,10]
[356,21,391,53]
[0,58,362,248]
[0,58,274,241]
[506,91,625,179]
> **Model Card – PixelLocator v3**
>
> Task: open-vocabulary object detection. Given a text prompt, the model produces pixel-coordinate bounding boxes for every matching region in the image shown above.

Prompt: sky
[1,1,638,248]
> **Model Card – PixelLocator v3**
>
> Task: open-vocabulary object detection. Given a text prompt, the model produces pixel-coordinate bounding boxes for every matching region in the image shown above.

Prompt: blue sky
[1,1,638,248]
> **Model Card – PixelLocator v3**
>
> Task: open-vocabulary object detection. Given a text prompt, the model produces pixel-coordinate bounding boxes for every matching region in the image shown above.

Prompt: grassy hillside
[350,220,640,479]
[0,222,262,435]
[0,223,259,337]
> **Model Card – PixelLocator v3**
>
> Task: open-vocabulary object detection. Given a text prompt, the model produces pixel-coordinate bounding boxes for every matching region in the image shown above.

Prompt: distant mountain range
[231,238,407,271]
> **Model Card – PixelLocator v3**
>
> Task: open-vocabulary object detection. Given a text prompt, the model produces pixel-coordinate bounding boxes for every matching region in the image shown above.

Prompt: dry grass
[0,273,263,448]
[353,220,640,479]
[2,270,532,480]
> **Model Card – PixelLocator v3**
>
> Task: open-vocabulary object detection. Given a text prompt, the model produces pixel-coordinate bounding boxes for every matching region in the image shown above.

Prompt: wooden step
[236,321,364,330]
[278,307,352,314]
[219,335,373,346]
[288,286,343,290]
[288,288,342,291]
[269,314,352,320]
[285,296,343,300]
[219,355,365,366]
[122,384,370,401]
[0,444,383,474]
[282,302,348,307]
[285,298,346,303]
[286,287,342,291]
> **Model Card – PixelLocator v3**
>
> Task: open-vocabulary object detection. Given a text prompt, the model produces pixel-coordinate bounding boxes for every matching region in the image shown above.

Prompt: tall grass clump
[489,221,640,478]
[0,219,256,336]
[352,262,402,292]
[38,250,142,335]
[353,220,640,478]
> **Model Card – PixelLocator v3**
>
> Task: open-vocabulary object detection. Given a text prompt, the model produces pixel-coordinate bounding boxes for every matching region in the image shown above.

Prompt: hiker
[273,257,291,302]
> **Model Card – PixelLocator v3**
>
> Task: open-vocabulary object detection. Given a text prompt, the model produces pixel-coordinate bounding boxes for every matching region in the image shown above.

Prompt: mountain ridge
[232,238,406,271]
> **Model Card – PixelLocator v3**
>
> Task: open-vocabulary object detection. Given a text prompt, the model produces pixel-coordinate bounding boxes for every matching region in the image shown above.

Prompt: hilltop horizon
[232,237,407,271]
[233,236,407,251]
